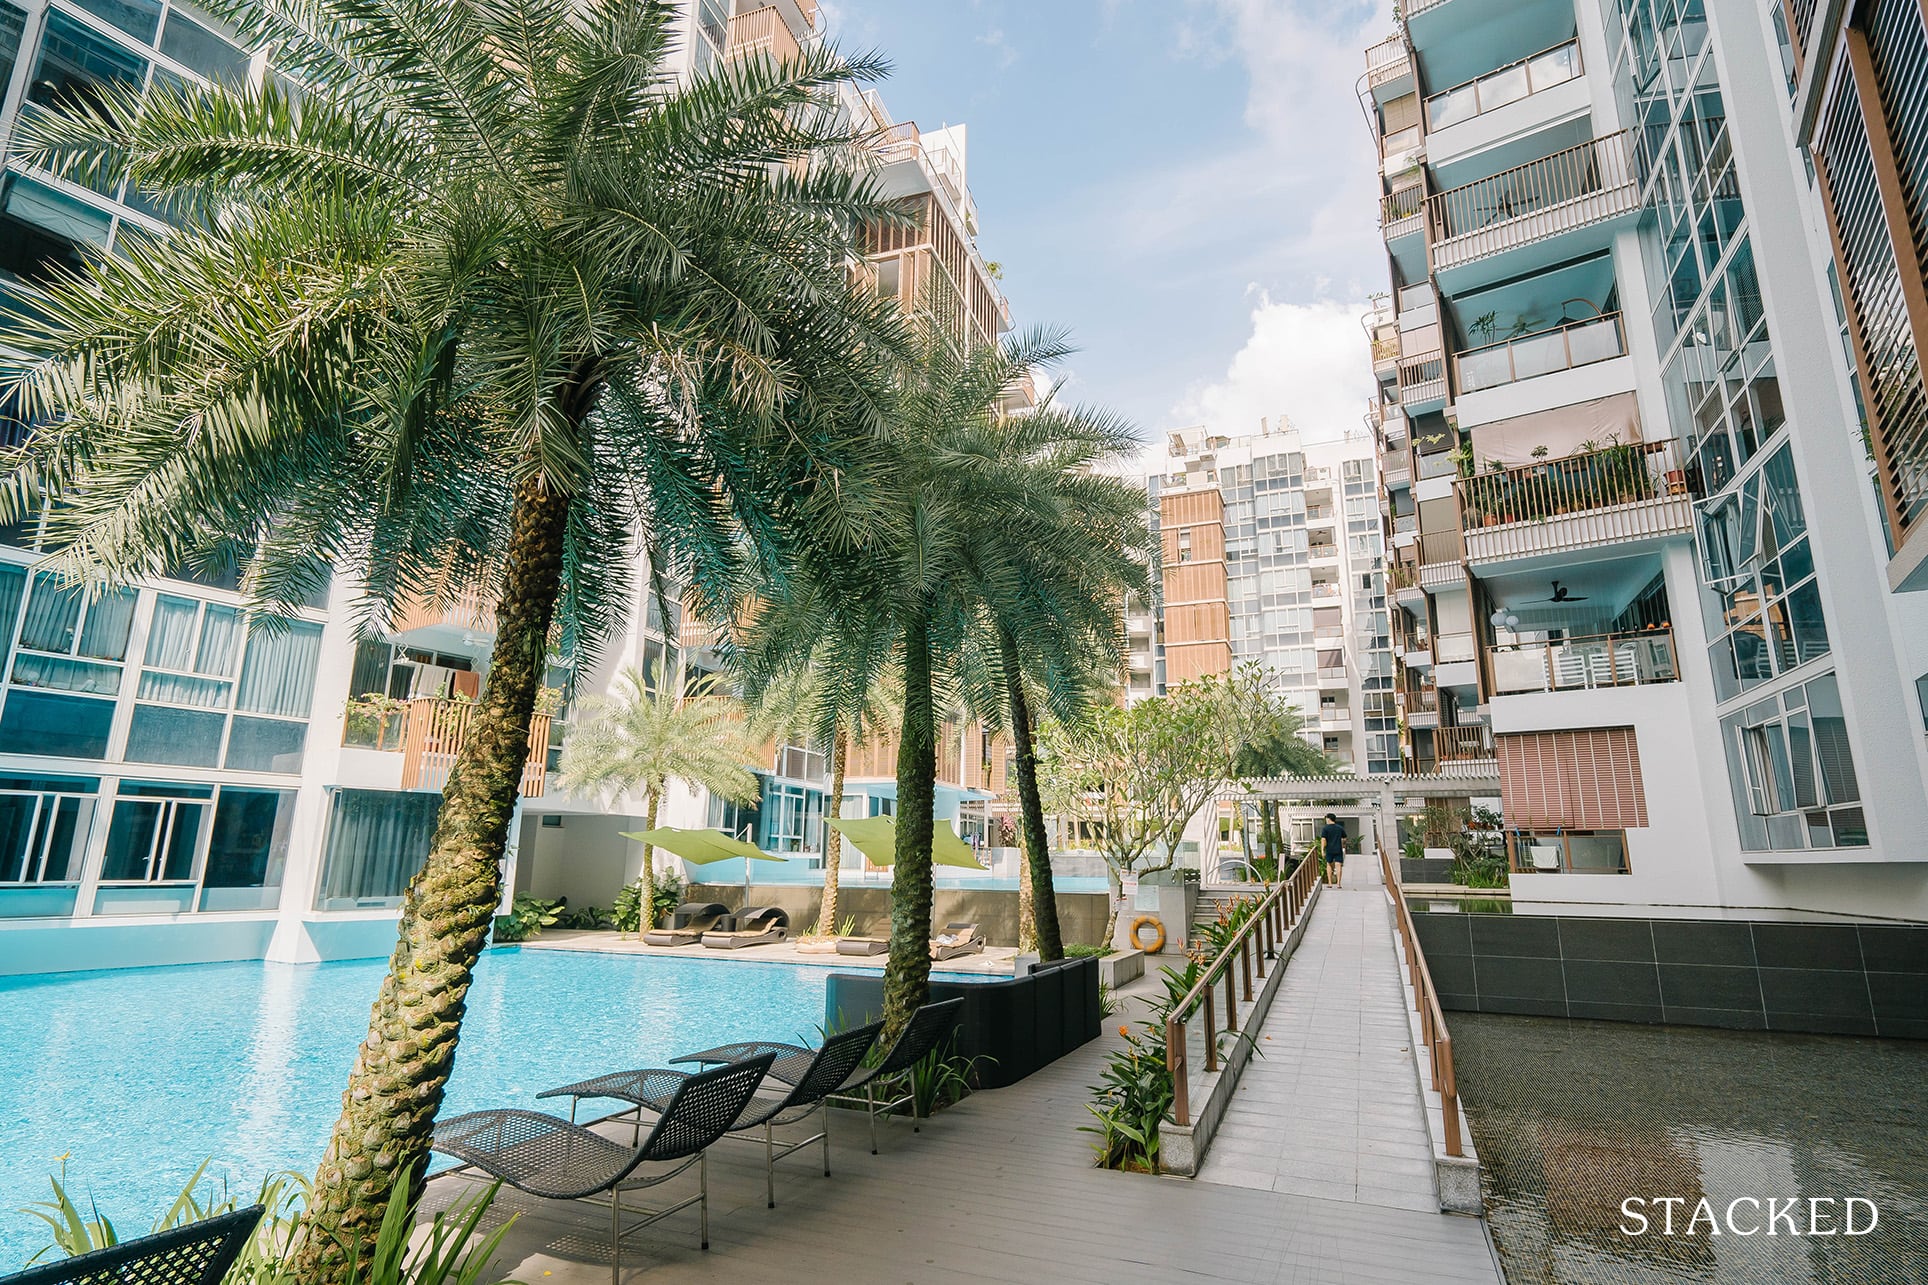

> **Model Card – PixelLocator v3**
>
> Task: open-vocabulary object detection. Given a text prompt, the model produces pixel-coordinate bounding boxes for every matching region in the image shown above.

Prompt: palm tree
[557,662,760,919]
[0,2,905,1274]
[952,395,1150,961]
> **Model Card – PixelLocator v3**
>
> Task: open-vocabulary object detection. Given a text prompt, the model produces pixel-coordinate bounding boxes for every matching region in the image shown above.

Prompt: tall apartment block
[1362,0,1928,921]
[0,0,1018,973]
[1149,420,1399,774]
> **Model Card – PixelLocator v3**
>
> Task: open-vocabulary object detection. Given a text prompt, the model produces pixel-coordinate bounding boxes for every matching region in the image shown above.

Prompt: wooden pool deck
[520,929,1022,977]
[424,948,1503,1283]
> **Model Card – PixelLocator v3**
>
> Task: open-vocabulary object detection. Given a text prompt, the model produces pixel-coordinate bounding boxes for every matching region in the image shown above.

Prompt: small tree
[557,664,760,922]
[1039,667,1295,939]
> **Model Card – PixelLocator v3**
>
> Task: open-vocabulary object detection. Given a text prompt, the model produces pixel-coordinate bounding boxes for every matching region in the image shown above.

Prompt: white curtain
[236,620,324,718]
[145,596,199,669]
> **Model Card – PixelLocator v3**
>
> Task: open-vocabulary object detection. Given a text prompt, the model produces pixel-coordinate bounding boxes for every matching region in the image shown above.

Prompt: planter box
[1099,949,1144,988]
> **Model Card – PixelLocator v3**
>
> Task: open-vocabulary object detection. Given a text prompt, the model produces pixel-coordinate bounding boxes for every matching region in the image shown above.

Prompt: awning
[824,816,985,870]
[620,827,788,865]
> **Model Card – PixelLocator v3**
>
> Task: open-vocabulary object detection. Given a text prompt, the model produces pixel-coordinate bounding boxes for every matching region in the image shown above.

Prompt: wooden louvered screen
[1497,728,1648,829]
[1383,92,1421,135]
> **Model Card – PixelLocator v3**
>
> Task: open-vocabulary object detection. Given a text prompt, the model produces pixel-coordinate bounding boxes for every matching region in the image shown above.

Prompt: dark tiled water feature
[1453,1013,1928,1284]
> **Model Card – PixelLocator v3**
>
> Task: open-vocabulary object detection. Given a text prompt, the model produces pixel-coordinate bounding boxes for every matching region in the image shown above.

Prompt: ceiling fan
[1527,580,1590,604]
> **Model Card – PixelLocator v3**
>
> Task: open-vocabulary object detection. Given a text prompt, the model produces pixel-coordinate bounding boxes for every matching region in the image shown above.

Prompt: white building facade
[1364,0,1928,921]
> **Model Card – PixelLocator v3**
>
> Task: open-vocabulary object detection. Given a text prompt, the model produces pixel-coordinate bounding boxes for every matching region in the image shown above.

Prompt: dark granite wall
[1412,912,1928,1038]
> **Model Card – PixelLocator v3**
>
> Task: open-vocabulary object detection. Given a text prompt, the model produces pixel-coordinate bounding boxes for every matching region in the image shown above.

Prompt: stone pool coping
[519,928,1021,975]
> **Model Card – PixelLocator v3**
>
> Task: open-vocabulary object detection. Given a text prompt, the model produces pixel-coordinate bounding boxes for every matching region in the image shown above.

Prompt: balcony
[1456,313,1627,395]
[1437,725,1495,762]
[1418,528,1464,567]
[1397,349,1447,410]
[1426,41,1582,132]
[1457,439,1696,563]
[399,697,552,799]
[1426,132,1642,280]
[1381,183,1426,243]
[392,586,496,646]
[1311,582,1343,601]
[726,6,802,62]
[1366,34,1413,96]
[1489,629,1680,696]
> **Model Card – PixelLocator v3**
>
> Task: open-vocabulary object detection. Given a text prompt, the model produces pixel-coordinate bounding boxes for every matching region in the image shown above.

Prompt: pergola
[1214,764,1503,874]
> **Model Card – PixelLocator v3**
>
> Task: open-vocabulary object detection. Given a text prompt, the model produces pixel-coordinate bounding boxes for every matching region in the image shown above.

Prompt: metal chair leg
[822,1100,831,1177]
[867,1082,879,1154]
[699,1151,710,1251]
[765,1121,775,1209]
[609,1185,622,1285]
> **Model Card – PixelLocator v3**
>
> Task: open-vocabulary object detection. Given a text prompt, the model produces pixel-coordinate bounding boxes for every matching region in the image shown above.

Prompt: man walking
[1320,813,1348,887]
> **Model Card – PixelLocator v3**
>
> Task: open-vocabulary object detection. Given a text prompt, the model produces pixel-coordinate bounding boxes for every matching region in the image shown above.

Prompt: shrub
[1064,943,1114,959]
[492,894,561,943]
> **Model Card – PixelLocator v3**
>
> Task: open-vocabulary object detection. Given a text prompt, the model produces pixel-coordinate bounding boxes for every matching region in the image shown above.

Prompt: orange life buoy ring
[1129,915,1166,954]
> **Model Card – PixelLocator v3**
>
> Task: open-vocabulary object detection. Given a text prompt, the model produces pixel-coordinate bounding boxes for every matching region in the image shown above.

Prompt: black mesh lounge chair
[675,998,965,1153]
[700,906,788,950]
[541,1021,881,1209]
[642,902,731,947]
[433,1054,775,1285]
[0,1206,263,1285]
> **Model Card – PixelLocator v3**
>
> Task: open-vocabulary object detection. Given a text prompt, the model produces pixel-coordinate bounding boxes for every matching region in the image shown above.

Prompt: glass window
[0,690,114,758]
[200,786,292,911]
[158,12,247,85]
[316,788,441,908]
[29,11,151,115]
[2,173,113,248]
[1722,672,1865,850]
[0,3,26,106]
[235,619,323,717]
[225,715,306,773]
[100,792,206,881]
[68,0,163,43]
[0,784,95,883]
[124,704,225,766]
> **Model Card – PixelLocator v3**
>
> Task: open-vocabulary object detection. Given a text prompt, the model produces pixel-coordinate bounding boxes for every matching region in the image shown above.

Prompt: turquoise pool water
[0,948,961,1268]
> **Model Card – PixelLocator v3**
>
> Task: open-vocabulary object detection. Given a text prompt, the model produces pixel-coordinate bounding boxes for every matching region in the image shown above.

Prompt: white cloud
[1171,296,1376,446]
[976,26,1018,69]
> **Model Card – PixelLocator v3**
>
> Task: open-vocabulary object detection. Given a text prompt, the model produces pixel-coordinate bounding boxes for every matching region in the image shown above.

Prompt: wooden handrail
[1165,854,1321,1127]
[1456,438,1691,529]
[1379,848,1463,1156]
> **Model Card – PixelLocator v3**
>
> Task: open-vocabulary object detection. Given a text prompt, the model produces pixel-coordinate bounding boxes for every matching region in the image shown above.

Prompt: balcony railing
[1365,34,1410,90]
[1389,560,1421,591]
[1382,184,1426,235]
[400,697,552,798]
[726,6,802,62]
[1437,725,1494,761]
[392,585,495,637]
[1391,512,1418,537]
[1427,132,1641,270]
[1418,528,1464,567]
[1402,684,1439,714]
[1456,438,1693,530]
[1457,313,1626,394]
[1397,349,1447,406]
[1311,582,1343,601]
[1434,631,1476,664]
[1425,40,1582,133]
[1489,629,1680,695]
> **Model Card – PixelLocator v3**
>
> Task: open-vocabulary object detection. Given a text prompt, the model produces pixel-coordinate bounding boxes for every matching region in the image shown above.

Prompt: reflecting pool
[1454,1013,1928,1284]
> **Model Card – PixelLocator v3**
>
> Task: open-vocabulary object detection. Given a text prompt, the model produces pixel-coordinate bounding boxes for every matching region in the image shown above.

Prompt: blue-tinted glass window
[0,690,114,758]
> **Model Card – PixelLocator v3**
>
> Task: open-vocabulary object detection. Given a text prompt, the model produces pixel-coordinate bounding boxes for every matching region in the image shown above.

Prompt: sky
[822,0,1395,465]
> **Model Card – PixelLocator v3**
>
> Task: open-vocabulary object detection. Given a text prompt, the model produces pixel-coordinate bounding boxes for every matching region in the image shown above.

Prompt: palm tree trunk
[1015,837,1035,954]
[821,732,846,935]
[640,788,660,927]
[999,629,1063,961]
[882,613,935,1040]
[297,474,569,1283]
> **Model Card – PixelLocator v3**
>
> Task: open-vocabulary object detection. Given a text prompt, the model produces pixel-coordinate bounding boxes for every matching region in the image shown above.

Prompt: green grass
[1065,943,1115,958]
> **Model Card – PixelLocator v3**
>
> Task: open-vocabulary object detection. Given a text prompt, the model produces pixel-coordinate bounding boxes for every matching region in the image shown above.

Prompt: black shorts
[1325,851,1345,864]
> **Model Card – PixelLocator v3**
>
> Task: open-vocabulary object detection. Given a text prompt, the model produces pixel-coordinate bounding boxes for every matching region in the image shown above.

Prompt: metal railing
[1427,131,1641,265]
[1489,628,1680,695]
[1389,560,1421,590]
[1365,34,1410,88]
[1456,438,1691,529]
[1437,725,1494,761]
[399,697,551,798]
[726,6,801,62]
[1380,848,1463,1156]
[1381,184,1426,229]
[1457,313,1626,393]
[1425,40,1582,132]
[1166,854,1321,1127]
[1418,528,1463,566]
[1397,349,1447,404]
[1402,684,1439,713]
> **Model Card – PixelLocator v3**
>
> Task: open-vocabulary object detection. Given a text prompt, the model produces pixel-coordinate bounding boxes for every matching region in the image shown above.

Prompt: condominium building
[0,0,1018,972]
[1148,419,1398,773]
[1361,0,1928,920]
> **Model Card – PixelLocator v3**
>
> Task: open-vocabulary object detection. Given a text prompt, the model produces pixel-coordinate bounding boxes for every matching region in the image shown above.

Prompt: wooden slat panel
[1497,727,1647,829]
[1165,642,1232,683]
[1159,488,1224,527]
[1163,562,1228,605]
[1162,601,1229,646]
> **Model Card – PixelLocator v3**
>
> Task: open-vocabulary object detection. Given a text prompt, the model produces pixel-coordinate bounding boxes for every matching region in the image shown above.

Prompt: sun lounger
[544,1022,881,1209]
[4,1205,263,1285]
[436,1054,774,1285]
[701,905,789,949]
[642,901,732,946]
[676,998,966,1153]
[929,921,984,960]
[834,936,889,955]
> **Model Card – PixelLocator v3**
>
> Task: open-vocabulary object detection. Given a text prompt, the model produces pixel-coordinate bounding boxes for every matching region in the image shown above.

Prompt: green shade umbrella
[824,816,985,870]
[621,826,788,888]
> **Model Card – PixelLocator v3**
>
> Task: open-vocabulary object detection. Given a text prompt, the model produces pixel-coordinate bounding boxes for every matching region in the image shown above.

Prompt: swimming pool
[0,948,962,1267]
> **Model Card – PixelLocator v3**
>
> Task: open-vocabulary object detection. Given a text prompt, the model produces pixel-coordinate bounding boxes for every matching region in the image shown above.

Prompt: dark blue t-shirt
[1320,822,1347,859]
